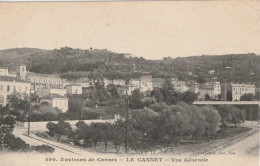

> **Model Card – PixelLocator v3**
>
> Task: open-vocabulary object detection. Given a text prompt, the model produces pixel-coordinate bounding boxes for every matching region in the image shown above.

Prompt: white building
[40,94,68,112]
[66,84,82,95]
[171,79,189,93]
[36,87,67,98]
[209,70,215,74]
[17,65,27,80]
[0,76,31,106]
[129,76,153,93]
[140,75,153,92]
[230,83,256,101]
[198,82,221,100]
[152,78,165,88]
[129,78,140,89]
[118,85,135,96]
[75,77,93,88]
[26,72,63,90]
[104,79,125,87]
[0,68,8,76]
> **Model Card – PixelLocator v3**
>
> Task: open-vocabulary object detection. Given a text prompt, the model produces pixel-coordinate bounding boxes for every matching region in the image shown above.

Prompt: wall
[16,119,116,129]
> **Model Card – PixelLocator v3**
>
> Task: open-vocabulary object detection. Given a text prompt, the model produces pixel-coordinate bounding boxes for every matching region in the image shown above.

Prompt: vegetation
[43,102,244,154]
[0,106,54,153]
[0,48,259,85]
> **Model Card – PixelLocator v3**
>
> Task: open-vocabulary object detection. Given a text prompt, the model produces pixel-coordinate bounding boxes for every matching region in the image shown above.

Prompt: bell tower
[17,65,27,80]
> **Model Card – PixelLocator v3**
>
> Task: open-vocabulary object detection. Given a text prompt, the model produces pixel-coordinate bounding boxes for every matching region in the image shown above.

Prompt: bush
[42,113,57,121]
[3,134,30,152]
[33,145,55,154]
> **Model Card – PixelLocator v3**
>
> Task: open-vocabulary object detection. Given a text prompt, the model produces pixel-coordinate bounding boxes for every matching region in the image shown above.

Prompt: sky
[0,1,260,60]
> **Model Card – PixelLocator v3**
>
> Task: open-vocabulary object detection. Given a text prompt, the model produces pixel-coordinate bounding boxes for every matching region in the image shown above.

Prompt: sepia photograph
[0,1,259,166]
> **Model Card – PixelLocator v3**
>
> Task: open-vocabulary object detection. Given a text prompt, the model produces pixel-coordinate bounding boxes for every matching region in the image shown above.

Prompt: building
[129,78,140,89]
[40,94,68,112]
[82,87,94,99]
[152,78,165,88]
[187,82,199,94]
[171,79,189,93]
[66,84,82,95]
[118,85,135,96]
[17,65,27,80]
[129,75,153,93]
[104,79,125,87]
[0,76,31,106]
[36,86,67,98]
[26,72,63,90]
[198,85,215,101]
[140,75,153,92]
[221,83,256,101]
[0,68,8,76]
[209,70,215,74]
[75,77,94,88]
[198,82,221,100]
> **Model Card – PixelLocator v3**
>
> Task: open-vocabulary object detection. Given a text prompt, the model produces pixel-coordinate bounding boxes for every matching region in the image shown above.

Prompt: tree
[0,115,16,149]
[129,89,143,110]
[90,123,104,148]
[182,91,197,104]
[217,105,245,127]
[68,98,86,119]
[161,79,174,104]
[227,90,232,101]
[151,88,164,103]
[201,106,221,141]
[106,84,119,99]
[46,120,72,141]
[205,93,211,101]
[240,93,255,101]
[75,121,92,148]
[110,120,125,152]
[7,92,30,121]
[197,76,206,84]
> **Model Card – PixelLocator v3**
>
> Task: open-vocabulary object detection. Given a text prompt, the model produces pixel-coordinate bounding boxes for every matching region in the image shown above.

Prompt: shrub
[33,145,55,154]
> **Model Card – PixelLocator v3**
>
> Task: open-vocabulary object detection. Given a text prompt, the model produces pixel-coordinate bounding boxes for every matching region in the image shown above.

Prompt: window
[13,86,16,91]
[7,85,10,92]
[0,85,3,91]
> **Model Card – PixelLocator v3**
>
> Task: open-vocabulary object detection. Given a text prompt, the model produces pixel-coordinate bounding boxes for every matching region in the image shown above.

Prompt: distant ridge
[0,47,259,85]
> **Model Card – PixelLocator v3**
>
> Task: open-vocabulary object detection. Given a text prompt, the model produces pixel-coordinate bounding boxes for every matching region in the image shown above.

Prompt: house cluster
[0,65,258,111]
[0,66,68,112]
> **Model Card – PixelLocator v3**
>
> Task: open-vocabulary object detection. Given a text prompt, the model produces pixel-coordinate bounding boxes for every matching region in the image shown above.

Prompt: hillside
[0,47,259,85]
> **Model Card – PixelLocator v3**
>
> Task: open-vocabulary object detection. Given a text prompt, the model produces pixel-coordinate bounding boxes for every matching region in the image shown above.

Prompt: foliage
[205,93,211,101]
[129,89,144,110]
[217,105,246,127]
[1,48,259,84]
[68,97,86,117]
[181,91,198,105]
[240,93,255,101]
[46,120,72,141]
[33,145,55,154]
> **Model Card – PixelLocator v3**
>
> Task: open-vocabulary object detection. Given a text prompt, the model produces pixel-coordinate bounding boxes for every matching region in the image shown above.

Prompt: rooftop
[0,76,30,83]
[27,72,61,78]
[40,93,67,99]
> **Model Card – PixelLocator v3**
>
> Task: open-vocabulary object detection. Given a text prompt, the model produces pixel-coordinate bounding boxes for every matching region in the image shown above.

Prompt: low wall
[16,119,116,130]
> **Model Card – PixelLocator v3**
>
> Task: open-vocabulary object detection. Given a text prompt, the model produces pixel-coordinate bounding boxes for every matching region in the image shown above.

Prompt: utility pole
[28,101,31,135]
[125,91,129,154]
[250,105,253,124]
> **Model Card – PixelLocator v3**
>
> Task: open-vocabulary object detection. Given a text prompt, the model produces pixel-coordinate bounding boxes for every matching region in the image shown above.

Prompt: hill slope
[0,47,259,85]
